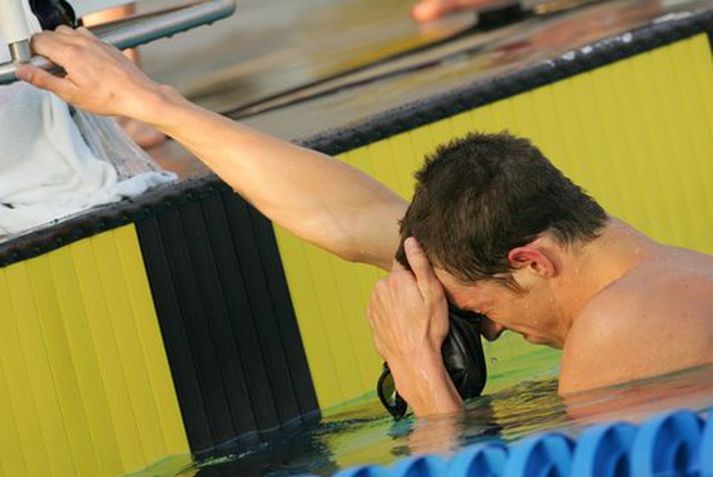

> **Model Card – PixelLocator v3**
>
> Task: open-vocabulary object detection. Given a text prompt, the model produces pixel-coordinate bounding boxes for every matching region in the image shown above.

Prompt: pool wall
[0,9,710,477]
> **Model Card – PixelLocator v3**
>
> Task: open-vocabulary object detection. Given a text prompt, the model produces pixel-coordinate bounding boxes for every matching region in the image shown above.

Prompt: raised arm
[17,27,407,270]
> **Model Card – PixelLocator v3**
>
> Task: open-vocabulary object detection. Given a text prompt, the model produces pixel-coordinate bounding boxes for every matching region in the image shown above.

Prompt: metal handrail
[0,0,236,85]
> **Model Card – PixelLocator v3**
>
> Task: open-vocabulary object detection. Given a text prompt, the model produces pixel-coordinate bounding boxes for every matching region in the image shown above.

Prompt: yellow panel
[25,255,101,477]
[49,247,125,476]
[71,236,148,470]
[0,225,189,476]
[386,131,419,199]
[4,261,76,476]
[367,140,402,200]
[0,274,35,476]
[274,34,713,409]
[91,231,169,461]
[273,226,343,407]
[113,226,190,456]
[303,239,364,401]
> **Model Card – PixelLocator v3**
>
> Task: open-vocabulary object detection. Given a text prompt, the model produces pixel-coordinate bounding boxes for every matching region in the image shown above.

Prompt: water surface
[185,340,713,476]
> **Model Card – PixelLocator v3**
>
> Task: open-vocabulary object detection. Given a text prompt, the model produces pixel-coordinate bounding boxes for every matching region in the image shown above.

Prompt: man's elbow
[333,242,391,271]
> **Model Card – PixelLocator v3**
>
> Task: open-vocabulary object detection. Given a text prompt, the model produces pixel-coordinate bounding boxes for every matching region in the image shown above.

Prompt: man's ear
[507,246,557,278]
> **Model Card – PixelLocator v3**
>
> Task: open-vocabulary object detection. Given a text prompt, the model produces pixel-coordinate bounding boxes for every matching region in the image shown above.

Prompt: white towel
[0,1,176,239]
[0,83,176,237]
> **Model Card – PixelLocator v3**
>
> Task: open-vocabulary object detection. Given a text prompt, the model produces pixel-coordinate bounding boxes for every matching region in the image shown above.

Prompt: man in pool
[17,27,713,417]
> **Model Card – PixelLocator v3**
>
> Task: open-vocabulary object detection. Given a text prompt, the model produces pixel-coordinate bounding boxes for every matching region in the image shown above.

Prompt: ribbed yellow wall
[0,225,189,477]
[274,34,713,410]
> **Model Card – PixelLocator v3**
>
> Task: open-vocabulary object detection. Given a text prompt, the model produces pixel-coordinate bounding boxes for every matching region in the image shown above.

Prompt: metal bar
[0,0,236,85]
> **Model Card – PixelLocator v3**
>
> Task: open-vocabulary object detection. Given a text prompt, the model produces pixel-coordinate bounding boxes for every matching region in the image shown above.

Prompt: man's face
[433,267,563,347]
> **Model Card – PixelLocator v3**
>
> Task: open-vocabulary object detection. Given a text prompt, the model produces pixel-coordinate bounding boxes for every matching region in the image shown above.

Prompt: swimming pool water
[175,333,713,476]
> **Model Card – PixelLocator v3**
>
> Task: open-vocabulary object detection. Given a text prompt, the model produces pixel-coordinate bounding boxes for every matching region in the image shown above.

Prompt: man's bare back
[561,241,713,394]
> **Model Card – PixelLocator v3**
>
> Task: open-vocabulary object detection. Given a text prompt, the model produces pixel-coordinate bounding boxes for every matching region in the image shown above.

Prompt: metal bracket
[0,0,236,85]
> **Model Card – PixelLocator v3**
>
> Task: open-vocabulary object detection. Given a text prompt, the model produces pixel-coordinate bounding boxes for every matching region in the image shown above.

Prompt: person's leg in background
[82,3,167,148]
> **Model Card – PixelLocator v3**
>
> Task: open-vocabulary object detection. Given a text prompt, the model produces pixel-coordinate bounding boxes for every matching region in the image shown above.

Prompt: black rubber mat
[135,188,319,454]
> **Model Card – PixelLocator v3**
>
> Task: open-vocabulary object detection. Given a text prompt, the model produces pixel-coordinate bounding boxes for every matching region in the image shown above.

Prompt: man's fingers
[16,65,77,99]
[404,237,442,298]
[30,31,65,59]
[404,237,435,280]
[30,31,85,66]
[75,26,96,39]
[52,26,95,46]
[54,25,76,35]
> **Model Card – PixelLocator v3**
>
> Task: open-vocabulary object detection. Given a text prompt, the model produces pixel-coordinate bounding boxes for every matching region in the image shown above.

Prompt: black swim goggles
[377,306,487,419]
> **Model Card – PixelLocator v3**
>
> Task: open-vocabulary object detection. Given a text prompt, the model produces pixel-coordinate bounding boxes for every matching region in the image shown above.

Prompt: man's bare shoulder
[559,251,713,395]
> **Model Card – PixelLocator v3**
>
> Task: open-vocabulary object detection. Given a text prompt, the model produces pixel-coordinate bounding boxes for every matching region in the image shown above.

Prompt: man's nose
[481,318,506,341]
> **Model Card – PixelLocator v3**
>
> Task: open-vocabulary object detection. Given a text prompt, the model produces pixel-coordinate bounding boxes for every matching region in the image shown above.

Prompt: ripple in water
[184,364,713,477]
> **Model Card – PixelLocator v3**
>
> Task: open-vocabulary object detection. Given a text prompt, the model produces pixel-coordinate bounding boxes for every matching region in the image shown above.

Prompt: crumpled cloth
[0,1,175,238]
[0,82,176,237]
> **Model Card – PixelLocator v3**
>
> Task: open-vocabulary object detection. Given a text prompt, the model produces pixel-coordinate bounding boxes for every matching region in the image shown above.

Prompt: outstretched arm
[17,27,407,270]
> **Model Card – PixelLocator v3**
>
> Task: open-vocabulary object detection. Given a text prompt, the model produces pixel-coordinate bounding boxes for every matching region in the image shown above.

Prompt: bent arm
[18,28,407,270]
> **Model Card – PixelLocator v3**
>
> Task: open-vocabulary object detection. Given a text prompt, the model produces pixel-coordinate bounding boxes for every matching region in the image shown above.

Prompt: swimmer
[17,28,713,417]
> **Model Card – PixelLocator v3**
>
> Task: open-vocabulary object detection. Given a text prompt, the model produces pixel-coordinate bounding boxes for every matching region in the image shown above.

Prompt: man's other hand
[16,27,168,125]
[368,237,449,363]
[367,237,462,416]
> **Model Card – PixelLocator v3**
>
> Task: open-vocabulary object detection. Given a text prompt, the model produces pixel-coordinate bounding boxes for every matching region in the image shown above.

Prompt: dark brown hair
[396,132,607,283]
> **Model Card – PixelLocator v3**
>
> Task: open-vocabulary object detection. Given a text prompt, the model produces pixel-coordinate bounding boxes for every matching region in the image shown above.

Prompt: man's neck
[554,218,658,339]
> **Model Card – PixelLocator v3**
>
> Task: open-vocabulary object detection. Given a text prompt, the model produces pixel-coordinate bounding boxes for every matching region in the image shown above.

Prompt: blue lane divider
[330,409,713,477]
[447,442,508,477]
[703,412,713,477]
[391,455,448,477]
[571,421,637,477]
[631,409,703,476]
[504,432,574,477]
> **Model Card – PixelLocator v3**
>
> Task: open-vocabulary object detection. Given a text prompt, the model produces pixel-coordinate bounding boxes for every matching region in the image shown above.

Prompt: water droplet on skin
[490,357,498,366]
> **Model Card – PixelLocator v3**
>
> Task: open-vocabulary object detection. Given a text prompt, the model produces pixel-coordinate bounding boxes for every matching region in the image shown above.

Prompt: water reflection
[190,364,713,476]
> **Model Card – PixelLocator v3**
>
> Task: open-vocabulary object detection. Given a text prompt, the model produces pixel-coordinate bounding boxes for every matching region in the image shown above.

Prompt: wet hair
[395,131,607,284]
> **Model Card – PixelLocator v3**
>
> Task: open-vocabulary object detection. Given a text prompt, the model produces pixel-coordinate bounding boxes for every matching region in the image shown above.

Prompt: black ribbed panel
[136,189,319,454]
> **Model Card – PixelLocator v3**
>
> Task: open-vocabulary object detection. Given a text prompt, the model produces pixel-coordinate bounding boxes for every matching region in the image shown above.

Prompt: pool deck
[143,0,713,178]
